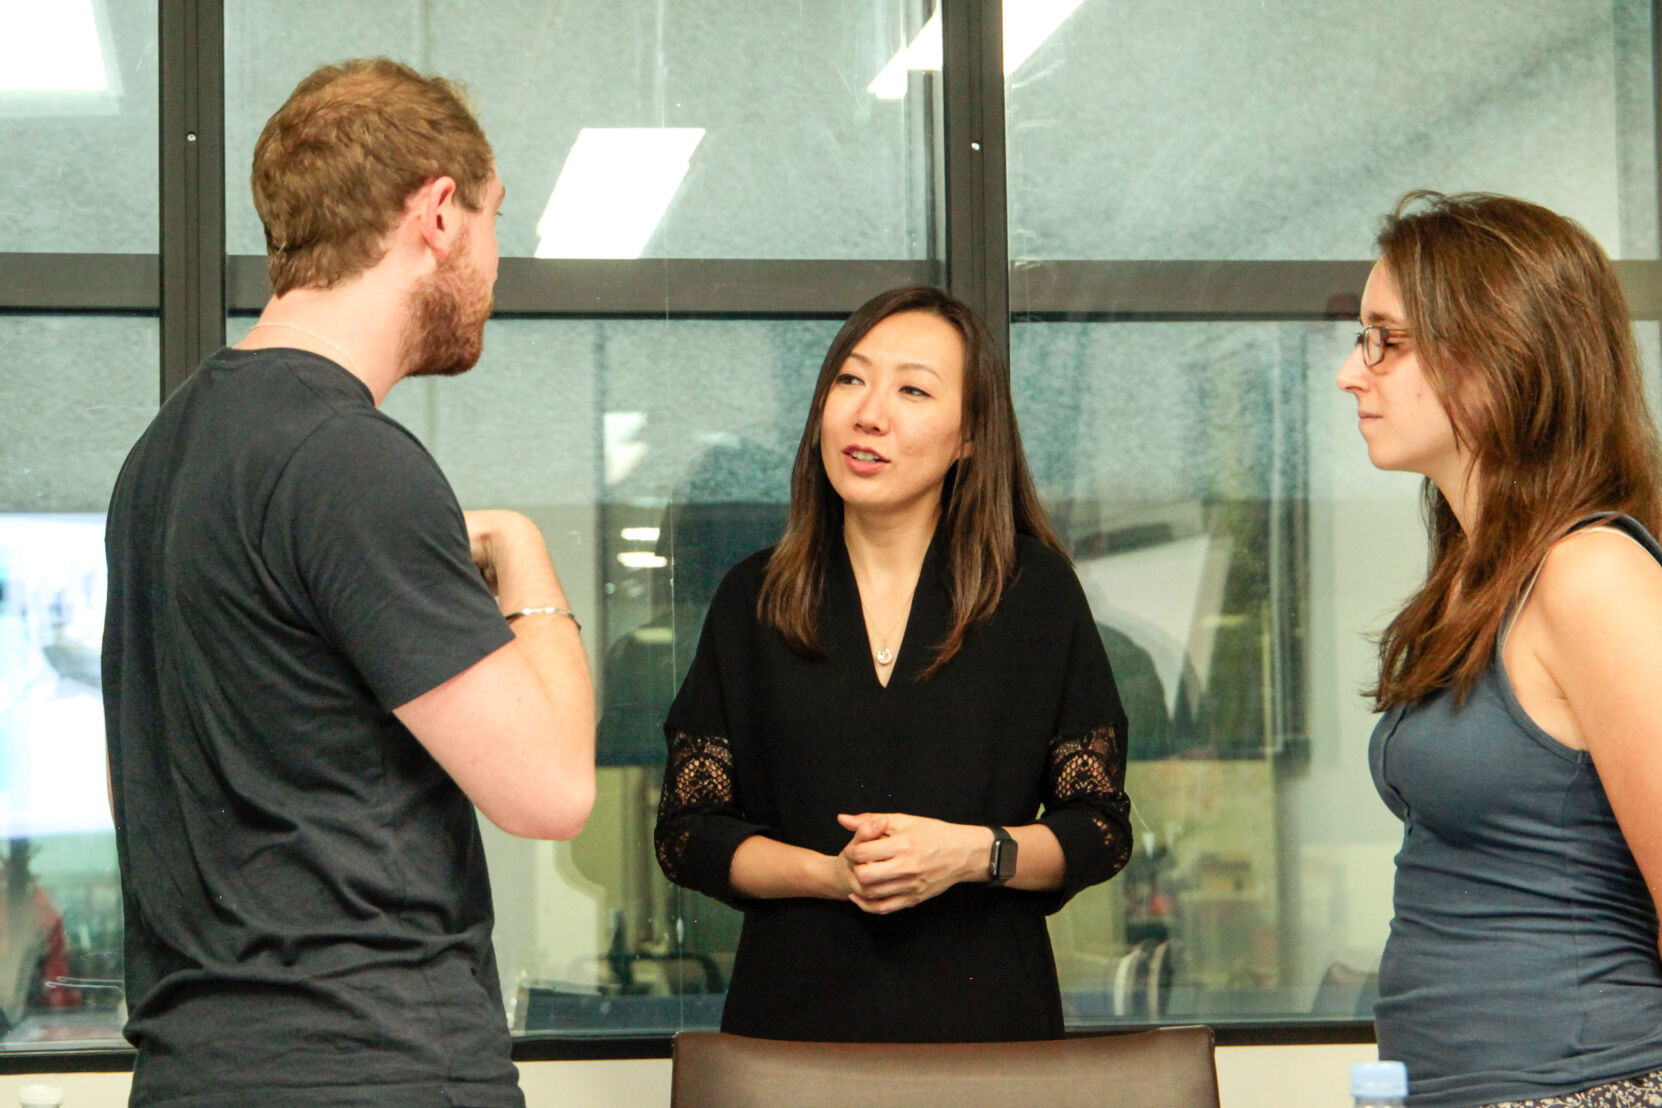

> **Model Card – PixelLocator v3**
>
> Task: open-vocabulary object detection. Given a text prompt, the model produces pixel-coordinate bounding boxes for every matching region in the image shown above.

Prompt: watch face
[991,831,1017,881]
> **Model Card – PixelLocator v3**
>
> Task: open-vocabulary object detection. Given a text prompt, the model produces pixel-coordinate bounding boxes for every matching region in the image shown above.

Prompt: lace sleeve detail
[1042,723,1134,899]
[654,730,743,890]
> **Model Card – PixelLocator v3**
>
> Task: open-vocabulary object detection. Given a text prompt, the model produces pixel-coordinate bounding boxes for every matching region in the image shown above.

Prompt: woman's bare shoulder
[1530,525,1662,631]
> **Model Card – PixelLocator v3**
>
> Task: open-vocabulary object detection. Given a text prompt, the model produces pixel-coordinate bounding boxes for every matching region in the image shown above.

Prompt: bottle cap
[1352,1060,1409,1098]
[19,1085,64,1108]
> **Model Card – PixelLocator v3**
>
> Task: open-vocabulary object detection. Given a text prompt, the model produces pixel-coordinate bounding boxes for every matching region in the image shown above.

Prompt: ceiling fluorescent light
[867,0,1085,98]
[535,128,705,259]
[867,10,941,100]
[1002,0,1087,73]
[603,411,649,486]
[0,0,109,91]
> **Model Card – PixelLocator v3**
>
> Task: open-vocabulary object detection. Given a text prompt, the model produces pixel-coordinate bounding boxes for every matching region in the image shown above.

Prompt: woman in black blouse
[654,286,1132,1042]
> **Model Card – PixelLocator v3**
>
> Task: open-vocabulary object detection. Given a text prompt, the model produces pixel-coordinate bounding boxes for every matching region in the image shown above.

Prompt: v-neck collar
[831,520,950,691]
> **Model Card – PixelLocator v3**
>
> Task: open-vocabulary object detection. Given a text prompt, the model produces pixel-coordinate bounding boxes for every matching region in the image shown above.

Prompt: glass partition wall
[3,0,1660,1053]
[1,0,160,1046]
[1004,0,1659,1027]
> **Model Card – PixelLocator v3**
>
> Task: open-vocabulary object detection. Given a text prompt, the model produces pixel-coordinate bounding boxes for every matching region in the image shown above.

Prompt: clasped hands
[830,812,990,915]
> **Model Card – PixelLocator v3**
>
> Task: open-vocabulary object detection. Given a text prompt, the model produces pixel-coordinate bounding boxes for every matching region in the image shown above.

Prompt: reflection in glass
[225,0,936,260]
[0,520,123,1043]
[1006,0,1657,261]
[1,2,112,92]
[1012,320,1322,1021]
[1025,318,1660,1019]
[534,129,706,259]
[0,315,155,1045]
[418,315,1430,1031]
[0,316,160,512]
[867,0,1085,98]
[0,0,156,252]
[371,318,833,1033]
[0,516,110,841]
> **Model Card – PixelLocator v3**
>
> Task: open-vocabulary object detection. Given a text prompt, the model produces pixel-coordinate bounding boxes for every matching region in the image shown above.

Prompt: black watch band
[987,825,1017,886]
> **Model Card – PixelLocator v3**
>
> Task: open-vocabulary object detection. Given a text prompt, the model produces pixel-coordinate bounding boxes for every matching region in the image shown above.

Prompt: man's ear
[411,176,461,257]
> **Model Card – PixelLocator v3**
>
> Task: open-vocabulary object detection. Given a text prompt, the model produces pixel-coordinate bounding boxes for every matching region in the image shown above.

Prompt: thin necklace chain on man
[249,321,360,377]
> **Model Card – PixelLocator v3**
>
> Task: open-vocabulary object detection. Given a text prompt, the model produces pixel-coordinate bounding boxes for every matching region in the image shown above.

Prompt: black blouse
[655,530,1132,1042]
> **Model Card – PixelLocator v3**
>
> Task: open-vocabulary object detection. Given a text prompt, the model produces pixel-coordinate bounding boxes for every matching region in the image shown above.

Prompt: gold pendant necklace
[872,591,914,667]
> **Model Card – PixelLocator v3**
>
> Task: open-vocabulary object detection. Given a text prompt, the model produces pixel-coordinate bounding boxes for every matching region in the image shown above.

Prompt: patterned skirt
[1486,1070,1662,1108]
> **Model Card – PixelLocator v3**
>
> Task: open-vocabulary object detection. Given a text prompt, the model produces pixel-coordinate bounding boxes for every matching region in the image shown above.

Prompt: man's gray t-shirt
[102,347,519,1108]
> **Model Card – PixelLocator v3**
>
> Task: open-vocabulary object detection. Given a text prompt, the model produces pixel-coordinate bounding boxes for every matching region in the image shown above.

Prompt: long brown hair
[1371,191,1662,709]
[758,286,1063,679]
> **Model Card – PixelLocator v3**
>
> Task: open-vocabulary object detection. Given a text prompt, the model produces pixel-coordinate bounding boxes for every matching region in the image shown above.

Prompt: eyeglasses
[1355,325,1410,368]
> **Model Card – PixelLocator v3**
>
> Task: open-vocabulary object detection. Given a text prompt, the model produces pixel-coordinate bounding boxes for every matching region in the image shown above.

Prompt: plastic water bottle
[1352,1061,1408,1108]
[18,1085,64,1108]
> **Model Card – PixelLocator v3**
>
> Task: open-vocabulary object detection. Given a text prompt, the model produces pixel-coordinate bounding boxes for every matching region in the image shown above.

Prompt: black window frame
[8,0,1662,1071]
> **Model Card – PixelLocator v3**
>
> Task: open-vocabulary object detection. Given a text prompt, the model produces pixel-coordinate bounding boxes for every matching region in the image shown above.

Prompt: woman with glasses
[653,286,1132,1042]
[1338,191,1662,1107]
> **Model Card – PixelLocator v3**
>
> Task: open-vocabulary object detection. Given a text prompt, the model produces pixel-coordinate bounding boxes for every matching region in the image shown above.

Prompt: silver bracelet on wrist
[504,605,580,631]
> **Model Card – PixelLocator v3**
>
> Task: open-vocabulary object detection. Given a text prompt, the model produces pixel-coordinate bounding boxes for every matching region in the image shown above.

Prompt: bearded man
[101,58,594,1108]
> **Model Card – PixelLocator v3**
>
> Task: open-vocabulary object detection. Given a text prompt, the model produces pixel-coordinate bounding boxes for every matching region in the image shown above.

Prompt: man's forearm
[489,517,596,807]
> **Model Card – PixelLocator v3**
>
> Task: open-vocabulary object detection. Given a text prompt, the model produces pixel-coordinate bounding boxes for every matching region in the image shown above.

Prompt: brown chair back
[670,1026,1219,1108]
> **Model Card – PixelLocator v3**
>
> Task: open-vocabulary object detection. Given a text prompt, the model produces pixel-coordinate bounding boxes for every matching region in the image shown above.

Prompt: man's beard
[402,236,493,379]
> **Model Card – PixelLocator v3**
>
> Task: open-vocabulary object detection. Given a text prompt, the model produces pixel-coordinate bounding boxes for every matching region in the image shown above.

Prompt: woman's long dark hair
[757,286,1063,679]
[1370,191,1662,708]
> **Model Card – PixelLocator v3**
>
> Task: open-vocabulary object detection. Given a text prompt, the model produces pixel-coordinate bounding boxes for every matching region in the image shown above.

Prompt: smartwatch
[986,825,1017,886]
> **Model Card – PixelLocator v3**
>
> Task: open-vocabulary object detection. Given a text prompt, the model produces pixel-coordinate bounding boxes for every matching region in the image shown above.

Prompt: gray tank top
[1369,514,1662,1107]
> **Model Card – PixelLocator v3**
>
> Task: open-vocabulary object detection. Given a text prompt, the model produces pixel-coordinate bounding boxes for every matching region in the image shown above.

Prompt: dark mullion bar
[941,0,1010,358]
[36,254,1662,322]
[920,0,946,273]
[1618,258,1662,318]
[0,1016,1376,1074]
[1011,260,1372,321]
[0,1049,135,1076]
[0,255,158,311]
[1009,260,1662,321]
[226,257,941,317]
[1654,0,1662,249]
[490,259,944,318]
[158,0,226,400]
